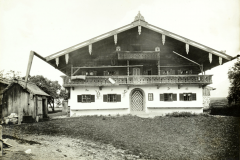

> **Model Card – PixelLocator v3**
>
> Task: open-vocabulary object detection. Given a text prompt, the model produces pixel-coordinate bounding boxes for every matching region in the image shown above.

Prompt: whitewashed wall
[69,84,203,116]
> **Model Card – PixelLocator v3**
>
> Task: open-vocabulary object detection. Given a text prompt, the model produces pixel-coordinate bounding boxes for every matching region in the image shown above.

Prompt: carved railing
[62,75,212,87]
[118,51,160,60]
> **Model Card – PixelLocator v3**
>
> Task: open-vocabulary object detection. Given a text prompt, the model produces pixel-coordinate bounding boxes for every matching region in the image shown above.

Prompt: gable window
[77,95,95,103]
[160,93,177,101]
[179,93,196,101]
[103,94,121,102]
[148,93,153,101]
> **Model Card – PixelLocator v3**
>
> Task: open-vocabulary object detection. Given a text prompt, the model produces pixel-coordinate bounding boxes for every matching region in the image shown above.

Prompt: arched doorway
[130,88,144,111]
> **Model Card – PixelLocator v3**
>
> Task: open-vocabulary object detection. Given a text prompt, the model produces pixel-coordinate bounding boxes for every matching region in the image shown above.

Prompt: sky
[0,0,239,97]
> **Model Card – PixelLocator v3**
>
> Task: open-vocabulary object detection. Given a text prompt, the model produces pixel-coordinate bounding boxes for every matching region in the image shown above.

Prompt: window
[155,47,160,51]
[133,68,140,75]
[103,94,121,102]
[179,93,196,101]
[77,95,95,103]
[116,46,121,51]
[148,93,153,101]
[160,93,177,101]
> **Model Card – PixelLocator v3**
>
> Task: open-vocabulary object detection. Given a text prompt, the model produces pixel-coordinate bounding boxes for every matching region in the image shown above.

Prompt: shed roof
[0,78,10,85]
[3,80,50,96]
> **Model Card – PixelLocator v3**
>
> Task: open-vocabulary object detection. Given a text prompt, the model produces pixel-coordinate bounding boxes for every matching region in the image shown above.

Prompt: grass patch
[3,116,239,159]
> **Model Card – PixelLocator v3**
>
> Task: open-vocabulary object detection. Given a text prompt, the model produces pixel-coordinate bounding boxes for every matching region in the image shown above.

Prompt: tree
[28,75,68,111]
[227,58,240,105]
[0,70,22,80]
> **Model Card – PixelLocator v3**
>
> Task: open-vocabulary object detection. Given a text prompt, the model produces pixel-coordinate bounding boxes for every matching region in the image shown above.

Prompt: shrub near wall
[210,105,240,117]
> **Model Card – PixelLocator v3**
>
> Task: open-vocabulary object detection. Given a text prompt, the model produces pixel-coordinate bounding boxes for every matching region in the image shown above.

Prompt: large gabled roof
[45,12,233,62]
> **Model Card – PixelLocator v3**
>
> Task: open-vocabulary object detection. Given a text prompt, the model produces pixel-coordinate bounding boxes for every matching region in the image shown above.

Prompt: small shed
[0,78,10,118]
[1,80,50,123]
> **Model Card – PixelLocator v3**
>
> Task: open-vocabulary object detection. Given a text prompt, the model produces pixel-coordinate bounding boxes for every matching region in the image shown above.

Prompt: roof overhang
[45,13,233,62]
[33,12,236,76]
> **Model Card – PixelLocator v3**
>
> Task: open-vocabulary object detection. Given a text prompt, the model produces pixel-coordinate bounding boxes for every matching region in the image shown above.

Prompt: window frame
[160,93,177,101]
[77,94,95,103]
[180,93,197,101]
[148,93,154,101]
[103,94,121,102]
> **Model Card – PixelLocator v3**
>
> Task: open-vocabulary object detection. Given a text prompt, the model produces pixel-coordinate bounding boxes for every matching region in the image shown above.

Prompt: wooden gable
[44,13,233,76]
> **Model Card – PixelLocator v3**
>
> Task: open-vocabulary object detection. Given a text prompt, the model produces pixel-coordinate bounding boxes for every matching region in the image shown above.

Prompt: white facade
[69,84,203,116]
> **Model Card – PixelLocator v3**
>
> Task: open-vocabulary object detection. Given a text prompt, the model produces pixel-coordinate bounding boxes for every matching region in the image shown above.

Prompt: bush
[165,112,197,117]
[210,104,240,117]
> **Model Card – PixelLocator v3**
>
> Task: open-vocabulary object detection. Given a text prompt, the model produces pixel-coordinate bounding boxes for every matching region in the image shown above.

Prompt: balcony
[117,51,160,60]
[62,75,213,87]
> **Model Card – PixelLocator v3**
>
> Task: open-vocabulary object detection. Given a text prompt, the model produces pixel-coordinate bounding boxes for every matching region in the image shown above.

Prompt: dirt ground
[1,133,141,160]
[1,108,141,160]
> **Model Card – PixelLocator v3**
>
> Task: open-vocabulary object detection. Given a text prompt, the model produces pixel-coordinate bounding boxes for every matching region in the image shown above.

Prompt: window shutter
[91,95,95,102]
[173,94,177,101]
[164,94,168,101]
[179,94,183,101]
[192,93,197,101]
[160,94,164,101]
[116,94,121,102]
[103,95,108,102]
[77,95,82,102]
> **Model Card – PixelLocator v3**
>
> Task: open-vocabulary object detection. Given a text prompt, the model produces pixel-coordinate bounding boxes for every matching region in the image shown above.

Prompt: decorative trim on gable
[45,12,232,62]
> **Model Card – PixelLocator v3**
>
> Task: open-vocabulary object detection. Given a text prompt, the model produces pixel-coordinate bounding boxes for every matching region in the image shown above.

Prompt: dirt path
[1,134,141,160]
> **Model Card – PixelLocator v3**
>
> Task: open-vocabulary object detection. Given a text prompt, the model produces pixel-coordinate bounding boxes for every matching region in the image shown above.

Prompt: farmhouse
[28,12,235,116]
[1,79,49,123]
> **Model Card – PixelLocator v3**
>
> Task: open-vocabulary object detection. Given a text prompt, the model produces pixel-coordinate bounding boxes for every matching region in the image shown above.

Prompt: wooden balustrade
[62,75,212,87]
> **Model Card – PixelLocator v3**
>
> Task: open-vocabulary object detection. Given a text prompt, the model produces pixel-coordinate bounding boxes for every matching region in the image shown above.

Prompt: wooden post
[52,98,55,112]
[158,60,160,75]
[127,61,129,76]
[0,125,2,156]
[24,51,34,88]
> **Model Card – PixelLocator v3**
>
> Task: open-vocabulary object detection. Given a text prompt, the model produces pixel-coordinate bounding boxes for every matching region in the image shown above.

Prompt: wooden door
[133,68,140,75]
[37,97,43,118]
[133,68,140,83]
[131,89,143,111]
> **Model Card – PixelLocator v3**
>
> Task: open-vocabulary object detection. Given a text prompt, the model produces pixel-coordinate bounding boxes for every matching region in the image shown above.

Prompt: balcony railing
[62,75,212,87]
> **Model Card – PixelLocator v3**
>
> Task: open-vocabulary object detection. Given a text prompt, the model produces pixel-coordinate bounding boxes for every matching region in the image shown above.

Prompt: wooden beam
[24,51,34,88]
[173,51,201,66]
[127,61,129,76]
[33,51,47,62]
[72,68,81,76]
[72,64,143,69]
[160,65,198,67]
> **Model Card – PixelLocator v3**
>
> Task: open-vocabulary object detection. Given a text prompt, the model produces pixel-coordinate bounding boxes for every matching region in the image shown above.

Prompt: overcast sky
[0,0,239,97]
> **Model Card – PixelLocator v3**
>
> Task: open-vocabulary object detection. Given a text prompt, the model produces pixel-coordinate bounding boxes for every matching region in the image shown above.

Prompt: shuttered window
[103,95,107,102]
[179,93,197,101]
[160,94,164,101]
[77,95,95,103]
[192,93,197,101]
[179,94,184,101]
[77,95,82,102]
[91,95,95,102]
[172,94,177,101]
[103,94,121,102]
[160,93,177,101]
